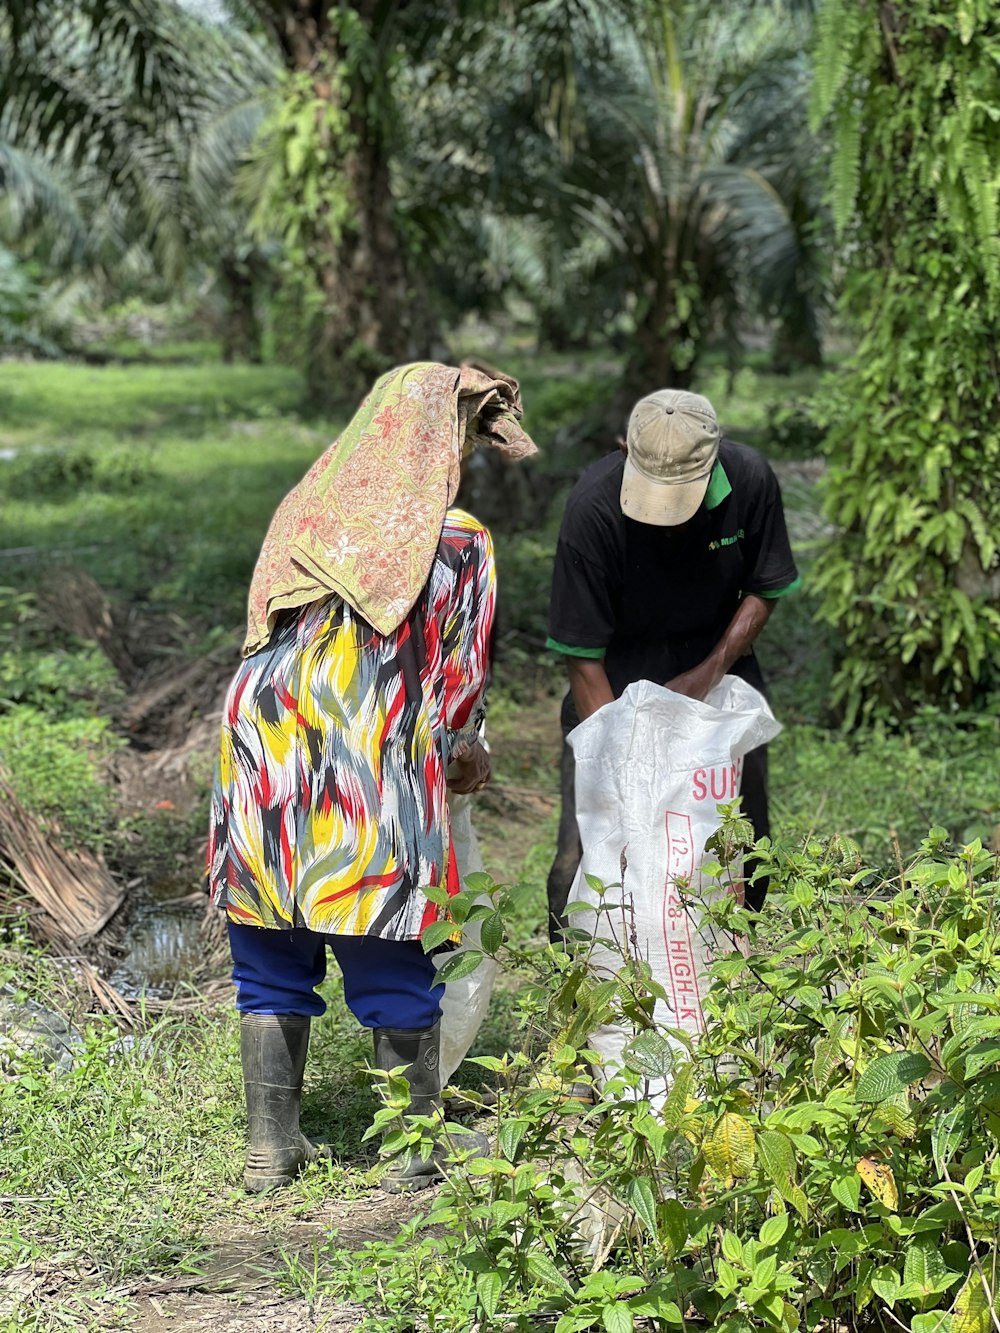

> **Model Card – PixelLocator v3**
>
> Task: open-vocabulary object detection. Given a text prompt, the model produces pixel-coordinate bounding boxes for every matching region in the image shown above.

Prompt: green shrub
[3,446,97,498]
[763,402,825,459]
[0,586,124,721]
[0,642,123,718]
[0,706,121,848]
[772,705,1000,865]
[331,826,1000,1332]
[3,441,160,500]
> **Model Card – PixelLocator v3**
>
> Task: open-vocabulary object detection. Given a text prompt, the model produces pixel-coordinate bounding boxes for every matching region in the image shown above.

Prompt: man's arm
[567,656,616,722]
[665,595,774,701]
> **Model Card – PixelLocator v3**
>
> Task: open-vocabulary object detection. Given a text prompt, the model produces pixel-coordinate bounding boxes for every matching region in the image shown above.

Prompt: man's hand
[447,739,491,793]
[664,658,721,702]
[665,596,775,702]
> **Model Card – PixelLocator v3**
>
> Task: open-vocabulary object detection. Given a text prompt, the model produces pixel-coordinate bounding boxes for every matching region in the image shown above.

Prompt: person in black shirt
[546,388,800,939]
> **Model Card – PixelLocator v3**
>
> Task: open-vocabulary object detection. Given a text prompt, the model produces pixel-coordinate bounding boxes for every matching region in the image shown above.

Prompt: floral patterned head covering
[243,361,537,654]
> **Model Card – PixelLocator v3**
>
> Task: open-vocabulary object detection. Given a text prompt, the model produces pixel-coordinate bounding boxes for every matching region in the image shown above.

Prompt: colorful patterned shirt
[208,508,495,938]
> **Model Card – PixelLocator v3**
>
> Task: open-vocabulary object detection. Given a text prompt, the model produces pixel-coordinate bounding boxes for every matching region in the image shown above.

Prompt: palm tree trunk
[265,2,425,403]
[219,256,263,364]
[624,314,697,397]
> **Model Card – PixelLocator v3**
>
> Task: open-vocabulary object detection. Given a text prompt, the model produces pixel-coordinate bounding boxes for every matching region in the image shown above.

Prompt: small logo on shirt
[708,529,744,551]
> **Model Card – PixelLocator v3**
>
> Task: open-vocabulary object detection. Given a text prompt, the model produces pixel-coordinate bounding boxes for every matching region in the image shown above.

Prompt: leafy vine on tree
[809,0,1000,720]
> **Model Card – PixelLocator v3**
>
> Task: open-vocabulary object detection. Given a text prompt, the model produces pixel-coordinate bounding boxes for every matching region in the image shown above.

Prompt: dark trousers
[545,739,771,941]
[228,922,444,1028]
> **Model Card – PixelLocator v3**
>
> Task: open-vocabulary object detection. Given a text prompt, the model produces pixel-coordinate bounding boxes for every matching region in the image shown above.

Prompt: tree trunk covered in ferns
[810,0,1000,719]
[265,2,424,404]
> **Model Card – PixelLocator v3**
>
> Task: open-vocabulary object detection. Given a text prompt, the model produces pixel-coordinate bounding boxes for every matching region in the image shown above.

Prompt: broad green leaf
[964,1073,1000,1111]
[912,1315,953,1333]
[904,1239,959,1299]
[875,1092,918,1140]
[555,1316,595,1333]
[624,1029,674,1079]
[479,911,504,955]
[953,1277,993,1333]
[964,1039,1000,1080]
[855,1051,931,1103]
[527,1252,574,1295]
[602,1303,634,1333]
[661,1063,695,1131]
[871,1265,902,1307]
[660,1199,689,1258]
[490,1200,526,1228]
[705,1113,755,1184]
[626,1176,658,1238]
[830,1169,862,1212]
[459,1249,495,1275]
[477,1270,502,1320]
[420,919,457,951]
[753,1256,777,1288]
[812,1020,844,1089]
[465,1156,510,1177]
[433,949,485,984]
[468,1054,507,1072]
[759,1214,789,1247]
[498,1119,528,1163]
[628,1291,684,1323]
[717,1258,740,1294]
[419,883,453,907]
[758,1131,809,1219]
[721,1230,743,1263]
[463,871,495,894]
[932,1103,969,1171]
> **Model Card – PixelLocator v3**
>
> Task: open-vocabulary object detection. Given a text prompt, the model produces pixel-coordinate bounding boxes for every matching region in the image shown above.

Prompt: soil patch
[123,1192,423,1333]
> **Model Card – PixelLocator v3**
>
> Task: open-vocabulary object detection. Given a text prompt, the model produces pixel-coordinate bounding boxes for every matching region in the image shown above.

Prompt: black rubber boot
[240,1013,324,1193]
[373,1020,488,1194]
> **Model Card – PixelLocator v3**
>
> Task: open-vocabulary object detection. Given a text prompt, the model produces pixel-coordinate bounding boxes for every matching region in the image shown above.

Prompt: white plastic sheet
[566,676,782,1101]
[436,791,498,1084]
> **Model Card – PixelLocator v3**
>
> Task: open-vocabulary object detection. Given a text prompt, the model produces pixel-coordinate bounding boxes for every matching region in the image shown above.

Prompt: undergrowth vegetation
[1,356,998,1330]
[324,823,1000,1332]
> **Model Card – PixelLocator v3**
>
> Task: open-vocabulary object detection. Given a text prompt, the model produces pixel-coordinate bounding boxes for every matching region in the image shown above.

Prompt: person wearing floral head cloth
[208,361,537,1194]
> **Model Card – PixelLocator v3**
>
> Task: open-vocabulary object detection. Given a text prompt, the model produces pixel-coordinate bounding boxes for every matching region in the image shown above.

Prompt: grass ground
[0,351,997,1330]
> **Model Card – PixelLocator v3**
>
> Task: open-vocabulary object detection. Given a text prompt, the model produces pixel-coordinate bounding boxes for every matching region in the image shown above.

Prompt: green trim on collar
[758,574,803,600]
[545,637,607,659]
[704,460,732,510]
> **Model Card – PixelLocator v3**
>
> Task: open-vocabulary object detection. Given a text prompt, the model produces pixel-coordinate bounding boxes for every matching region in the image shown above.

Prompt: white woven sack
[436,790,498,1084]
[566,676,782,1105]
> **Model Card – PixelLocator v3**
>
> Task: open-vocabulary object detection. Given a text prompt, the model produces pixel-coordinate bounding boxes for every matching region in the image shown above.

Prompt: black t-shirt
[548,440,799,726]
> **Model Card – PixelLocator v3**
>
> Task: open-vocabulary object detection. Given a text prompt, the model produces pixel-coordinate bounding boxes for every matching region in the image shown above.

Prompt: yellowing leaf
[875,1092,918,1140]
[704,1113,755,1186]
[856,1156,899,1210]
[681,1092,703,1146]
[954,1277,993,1333]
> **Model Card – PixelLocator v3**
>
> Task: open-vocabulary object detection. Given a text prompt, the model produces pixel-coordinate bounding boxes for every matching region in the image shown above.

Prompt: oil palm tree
[0,0,274,347]
[555,1,824,394]
[401,0,825,399]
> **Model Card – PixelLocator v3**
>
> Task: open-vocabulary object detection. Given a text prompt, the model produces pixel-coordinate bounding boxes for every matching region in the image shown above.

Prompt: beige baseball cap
[620,389,721,526]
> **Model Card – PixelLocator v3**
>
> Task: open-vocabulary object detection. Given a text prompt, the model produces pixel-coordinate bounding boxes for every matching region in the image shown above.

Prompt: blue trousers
[228,922,444,1030]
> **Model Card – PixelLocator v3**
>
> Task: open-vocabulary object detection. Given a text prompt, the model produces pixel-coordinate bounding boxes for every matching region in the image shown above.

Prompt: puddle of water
[111,884,209,999]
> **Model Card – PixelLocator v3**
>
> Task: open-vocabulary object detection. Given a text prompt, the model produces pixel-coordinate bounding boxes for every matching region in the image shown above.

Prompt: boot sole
[244,1170,299,1194]
[243,1140,327,1193]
